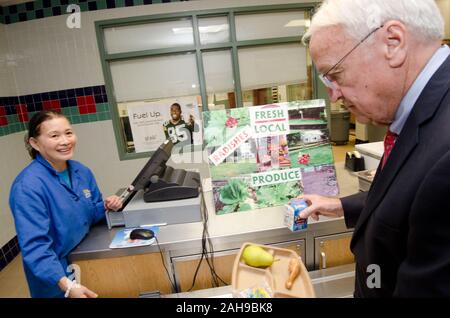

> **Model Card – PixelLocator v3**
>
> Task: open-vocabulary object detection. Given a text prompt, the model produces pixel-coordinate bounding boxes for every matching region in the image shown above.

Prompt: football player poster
[127,96,202,153]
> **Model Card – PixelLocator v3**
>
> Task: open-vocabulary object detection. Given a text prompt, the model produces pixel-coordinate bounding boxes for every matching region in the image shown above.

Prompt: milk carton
[284,199,308,231]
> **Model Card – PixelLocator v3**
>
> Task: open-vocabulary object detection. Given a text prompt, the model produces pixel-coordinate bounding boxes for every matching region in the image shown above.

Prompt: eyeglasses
[319,25,384,89]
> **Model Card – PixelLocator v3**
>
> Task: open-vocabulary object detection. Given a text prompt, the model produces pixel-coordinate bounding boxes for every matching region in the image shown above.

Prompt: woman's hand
[68,284,98,298]
[59,277,98,298]
[297,194,344,221]
[104,195,123,211]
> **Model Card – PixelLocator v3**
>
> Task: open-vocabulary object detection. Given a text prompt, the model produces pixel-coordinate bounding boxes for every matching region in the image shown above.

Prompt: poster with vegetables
[203,100,339,215]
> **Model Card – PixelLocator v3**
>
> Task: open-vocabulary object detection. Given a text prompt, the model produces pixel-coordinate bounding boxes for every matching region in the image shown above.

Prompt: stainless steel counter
[162,263,355,298]
[69,205,349,261]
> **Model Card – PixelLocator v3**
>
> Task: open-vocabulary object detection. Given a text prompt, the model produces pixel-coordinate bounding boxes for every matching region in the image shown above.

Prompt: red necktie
[381,130,398,169]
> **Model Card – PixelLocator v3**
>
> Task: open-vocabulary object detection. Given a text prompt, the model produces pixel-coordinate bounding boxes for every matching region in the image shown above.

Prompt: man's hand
[104,195,123,211]
[298,194,344,221]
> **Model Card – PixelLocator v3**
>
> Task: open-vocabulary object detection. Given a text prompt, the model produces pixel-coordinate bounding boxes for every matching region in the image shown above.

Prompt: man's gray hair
[302,0,444,45]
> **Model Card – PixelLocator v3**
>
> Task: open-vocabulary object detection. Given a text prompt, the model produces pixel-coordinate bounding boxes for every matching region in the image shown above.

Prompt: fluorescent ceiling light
[172,24,229,35]
[200,24,229,33]
[172,27,193,35]
[284,19,311,28]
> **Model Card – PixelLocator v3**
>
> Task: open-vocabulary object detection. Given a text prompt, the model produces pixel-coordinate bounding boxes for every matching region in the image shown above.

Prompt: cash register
[106,139,202,229]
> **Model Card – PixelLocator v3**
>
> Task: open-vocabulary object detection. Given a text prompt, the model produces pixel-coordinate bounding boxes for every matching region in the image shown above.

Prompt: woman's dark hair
[25,110,66,159]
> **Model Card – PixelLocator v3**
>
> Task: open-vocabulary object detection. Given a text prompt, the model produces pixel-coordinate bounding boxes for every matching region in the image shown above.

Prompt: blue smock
[9,154,106,298]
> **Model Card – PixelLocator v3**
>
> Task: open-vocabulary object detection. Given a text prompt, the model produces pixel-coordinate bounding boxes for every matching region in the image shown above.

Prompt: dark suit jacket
[341,54,450,297]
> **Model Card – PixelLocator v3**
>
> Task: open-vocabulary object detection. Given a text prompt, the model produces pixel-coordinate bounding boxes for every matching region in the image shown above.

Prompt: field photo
[287,100,327,131]
[208,141,257,179]
[301,165,339,196]
[210,162,258,179]
[254,181,303,208]
[212,178,303,214]
[289,143,334,168]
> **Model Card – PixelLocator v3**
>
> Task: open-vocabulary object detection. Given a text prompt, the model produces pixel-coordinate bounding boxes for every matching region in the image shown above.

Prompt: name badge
[83,189,92,199]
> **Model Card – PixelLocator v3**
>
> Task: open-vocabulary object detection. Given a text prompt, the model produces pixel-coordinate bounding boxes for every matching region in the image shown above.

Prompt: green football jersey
[163,119,194,144]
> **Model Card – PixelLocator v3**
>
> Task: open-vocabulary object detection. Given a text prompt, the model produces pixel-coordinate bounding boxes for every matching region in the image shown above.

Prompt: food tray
[231,242,315,298]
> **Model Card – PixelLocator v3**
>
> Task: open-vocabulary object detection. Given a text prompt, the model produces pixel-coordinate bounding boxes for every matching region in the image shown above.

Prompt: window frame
[95,3,322,160]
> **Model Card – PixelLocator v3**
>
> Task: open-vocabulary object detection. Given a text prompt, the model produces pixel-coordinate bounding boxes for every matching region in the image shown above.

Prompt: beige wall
[0,0,317,247]
[0,133,30,247]
[0,24,17,97]
[437,0,450,39]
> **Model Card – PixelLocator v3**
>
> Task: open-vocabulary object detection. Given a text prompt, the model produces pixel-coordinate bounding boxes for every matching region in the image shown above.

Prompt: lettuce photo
[217,179,255,214]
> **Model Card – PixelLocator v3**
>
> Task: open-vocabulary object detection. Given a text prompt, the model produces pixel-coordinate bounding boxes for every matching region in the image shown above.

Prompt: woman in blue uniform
[9,110,123,298]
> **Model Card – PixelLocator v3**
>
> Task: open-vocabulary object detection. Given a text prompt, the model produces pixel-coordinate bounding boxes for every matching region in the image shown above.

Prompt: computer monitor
[116,139,200,210]
[116,139,173,210]
[131,139,174,191]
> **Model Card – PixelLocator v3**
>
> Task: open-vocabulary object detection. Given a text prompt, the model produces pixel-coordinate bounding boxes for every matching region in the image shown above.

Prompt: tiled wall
[0,85,111,137]
[0,236,20,271]
[0,0,193,25]
[0,24,14,97]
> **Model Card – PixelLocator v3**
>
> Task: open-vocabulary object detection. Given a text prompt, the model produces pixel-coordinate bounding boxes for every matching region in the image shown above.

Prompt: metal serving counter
[69,201,351,269]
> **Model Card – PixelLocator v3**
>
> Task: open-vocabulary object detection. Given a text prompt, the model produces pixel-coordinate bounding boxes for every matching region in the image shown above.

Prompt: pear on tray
[232,242,316,298]
[241,244,274,268]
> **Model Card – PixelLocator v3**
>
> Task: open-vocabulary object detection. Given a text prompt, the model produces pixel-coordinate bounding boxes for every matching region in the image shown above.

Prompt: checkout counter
[69,148,359,298]
[355,142,384,170]
[354,142,383,192]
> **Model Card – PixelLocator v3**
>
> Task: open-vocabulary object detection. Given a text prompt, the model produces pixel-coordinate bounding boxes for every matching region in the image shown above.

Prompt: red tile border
[78,95,97,114]
[0,86,110,136]
[87,104,97,114]
[16,104,29,122]
[0,117,8,126]
[42,101,52,110]
[79,106,88,115]
[43,100,61,111]
[18,112,29,122]
[76,96,86,106]
[85,95,95,105]
[16,104,27,114]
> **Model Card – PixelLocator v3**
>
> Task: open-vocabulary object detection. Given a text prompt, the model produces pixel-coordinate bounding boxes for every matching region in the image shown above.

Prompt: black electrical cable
[186,184,206,291]
[154,235,178,293]
[187,196,208,291]
[204,201,228,287]
[201,201,228,287]
[187,190,228,291]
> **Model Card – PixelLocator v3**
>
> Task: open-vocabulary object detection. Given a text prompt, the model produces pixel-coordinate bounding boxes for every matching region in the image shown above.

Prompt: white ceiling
[0,0,32,7]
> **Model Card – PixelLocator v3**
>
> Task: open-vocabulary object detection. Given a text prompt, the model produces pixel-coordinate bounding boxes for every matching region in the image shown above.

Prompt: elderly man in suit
[299,0,450,297]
